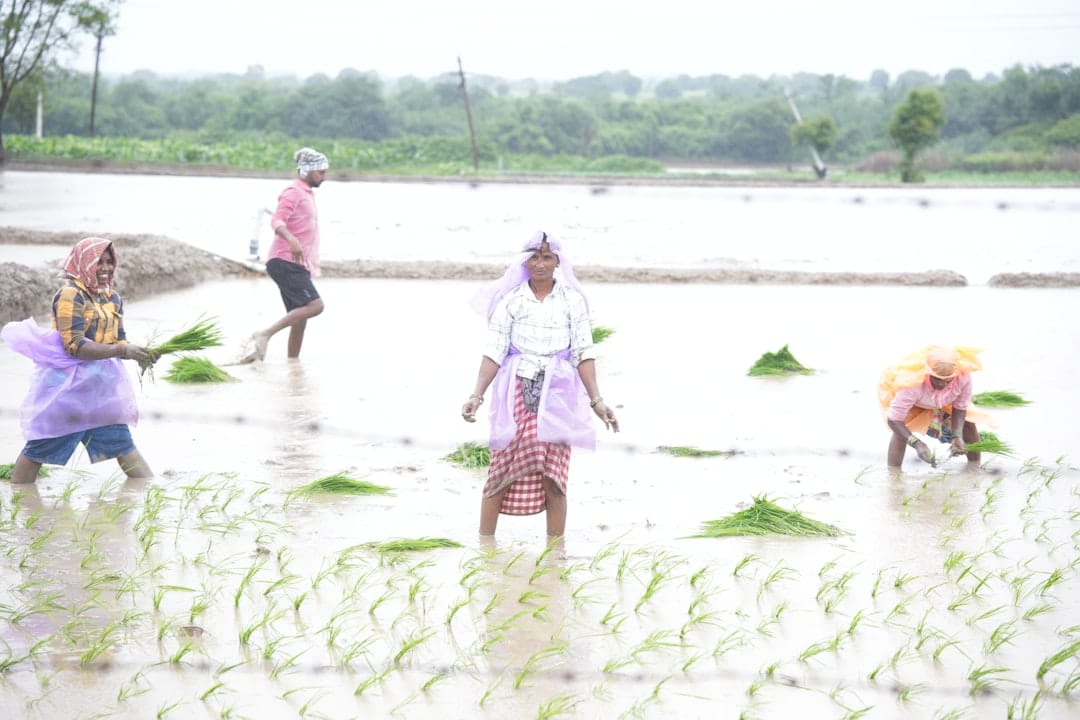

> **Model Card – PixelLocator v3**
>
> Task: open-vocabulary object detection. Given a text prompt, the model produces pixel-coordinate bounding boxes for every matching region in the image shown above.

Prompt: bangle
[590,397,604,408]
[469,394,483,403]
[116,344,125,359]
[906,435,919,447]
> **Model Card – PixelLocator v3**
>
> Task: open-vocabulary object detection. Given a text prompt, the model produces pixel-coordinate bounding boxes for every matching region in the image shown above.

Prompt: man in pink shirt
[249,148,328,360]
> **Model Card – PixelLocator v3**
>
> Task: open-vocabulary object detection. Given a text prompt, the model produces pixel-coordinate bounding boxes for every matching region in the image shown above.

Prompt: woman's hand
[949,437,967,457]
[119,343,158,371]
[592,400,620,433]
[912,439,936,466]
[461,395,483,423]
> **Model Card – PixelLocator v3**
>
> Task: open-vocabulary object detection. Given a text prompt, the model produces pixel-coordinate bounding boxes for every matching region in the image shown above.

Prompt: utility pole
[784,88,827,179]
[89,32,104,136]
[457,57,479,172]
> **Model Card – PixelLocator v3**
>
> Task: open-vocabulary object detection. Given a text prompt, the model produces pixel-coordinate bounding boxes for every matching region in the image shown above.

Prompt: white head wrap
[295,147,329,177]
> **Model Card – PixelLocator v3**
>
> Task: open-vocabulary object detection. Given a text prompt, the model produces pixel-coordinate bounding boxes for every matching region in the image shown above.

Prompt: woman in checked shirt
[461,231,619,538]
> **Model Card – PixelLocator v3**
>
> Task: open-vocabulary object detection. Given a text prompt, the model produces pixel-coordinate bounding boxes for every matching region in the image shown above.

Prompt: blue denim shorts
[21,424,136,466]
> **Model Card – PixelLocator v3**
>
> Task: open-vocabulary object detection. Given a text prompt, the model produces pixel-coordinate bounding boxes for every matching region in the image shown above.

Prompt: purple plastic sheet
[2,318,139,441]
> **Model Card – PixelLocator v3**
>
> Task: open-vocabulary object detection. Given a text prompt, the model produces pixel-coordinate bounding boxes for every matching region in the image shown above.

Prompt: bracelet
[590,397,604,408]
[906,435,919,447]
[469,394,483,403]
[116,344,126,359]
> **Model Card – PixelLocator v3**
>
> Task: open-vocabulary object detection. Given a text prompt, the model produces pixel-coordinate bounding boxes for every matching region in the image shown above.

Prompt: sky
[70,0,1080,83]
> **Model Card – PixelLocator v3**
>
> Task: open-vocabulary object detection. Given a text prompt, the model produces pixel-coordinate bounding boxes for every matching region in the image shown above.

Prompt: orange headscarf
[62,237,116,297]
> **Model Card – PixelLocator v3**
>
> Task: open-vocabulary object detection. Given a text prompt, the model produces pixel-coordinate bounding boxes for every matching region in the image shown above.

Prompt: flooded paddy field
[2,277,1078,719]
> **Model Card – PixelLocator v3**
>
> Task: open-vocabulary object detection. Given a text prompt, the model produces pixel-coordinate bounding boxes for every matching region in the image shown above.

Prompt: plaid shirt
[52,279,126,357]
[483,281,596,379]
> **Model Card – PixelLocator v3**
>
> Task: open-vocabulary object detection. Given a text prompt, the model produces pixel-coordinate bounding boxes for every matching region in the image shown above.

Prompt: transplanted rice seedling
[443,441,491,468]
[0,463,49,479]
[368,537,463,553]
[965,431,1015,457]
[972,390,1031,407]
[747,344,812,376]
[656,445,734,458]
[690,495,845,537]
[591,325,615,344]
[290,472,392,497]
[163,356,235,383]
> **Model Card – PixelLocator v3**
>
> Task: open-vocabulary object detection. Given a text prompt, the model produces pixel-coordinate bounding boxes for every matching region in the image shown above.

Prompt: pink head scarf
[469,230,589,320]
[62,237,116,297]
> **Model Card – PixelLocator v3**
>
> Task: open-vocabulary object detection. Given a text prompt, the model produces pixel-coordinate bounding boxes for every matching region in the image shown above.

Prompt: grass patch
[444,442,491,468]
[965,431,1015,457]
[592,325,615,344]
[0,463,49,479]
[656,445,734,458]
[972,391,1030,407]
[368,537,463,553]
[690,495,844,538]
[747,345,812,376]
[291,473,393,497]
[163,356,235,384]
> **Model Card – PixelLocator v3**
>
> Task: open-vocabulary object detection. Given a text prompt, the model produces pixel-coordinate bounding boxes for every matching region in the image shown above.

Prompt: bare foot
[253,333,269,361]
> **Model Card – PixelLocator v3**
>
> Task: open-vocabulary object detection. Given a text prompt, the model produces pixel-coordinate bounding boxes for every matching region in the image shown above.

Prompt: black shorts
[266,258,320,311]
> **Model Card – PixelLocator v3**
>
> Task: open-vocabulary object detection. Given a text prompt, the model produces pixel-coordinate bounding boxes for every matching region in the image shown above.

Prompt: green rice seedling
[656,445,734,458]
[747,344,812,376]
[968,664,1010,695]
[145,316,224,357]
[964,431,1015,457]
[163,356,235,383]
[1023,604,1054,621]
[443,442,491,468]
[0,464,49,479]
[635,568,671,612]
[933,638,961,662]
[79,622,122,666]
[972,391,1030,407]
[270,648,307,679]
[478,675,505,707]
[591,325,615,344]
[847,609,868,636]
[1006,690,1043,720]
[503,550,526,575]
[354,665,391,696]
[966,605,1006,627]
[393,627,436,664]
[714,630,748,658]
[518,589,548,604]
[1036,639,1080,680]
[514,642,568,689]
[536,693,578,720]
[986,621,1022,654]
[1037,568,1066,598]
[691,495,844,537]
[421,671,452,693]
[169,642,195,665]
[757,562,798,599]
[291,473,392,497]
[369,537,462,553]
[156,699,184,719]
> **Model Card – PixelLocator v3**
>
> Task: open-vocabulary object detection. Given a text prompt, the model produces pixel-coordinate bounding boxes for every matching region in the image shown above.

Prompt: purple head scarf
[469,231,589,320]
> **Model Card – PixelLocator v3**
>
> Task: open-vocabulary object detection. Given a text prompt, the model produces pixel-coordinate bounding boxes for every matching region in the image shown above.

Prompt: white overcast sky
[72,0,1080,82]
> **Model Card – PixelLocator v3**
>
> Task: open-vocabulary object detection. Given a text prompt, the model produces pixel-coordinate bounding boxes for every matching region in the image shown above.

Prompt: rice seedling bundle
[292,473,393,496]
[657,445,733,458]
[444,442,491,468]
[691,495,844,538]
[592,325,615,344]
[964,431,1015,456]
[164,356,235,384]
[369,537,463,553]
[747,345,812,376]
[146,317,224,357]
[972,391,1030,407]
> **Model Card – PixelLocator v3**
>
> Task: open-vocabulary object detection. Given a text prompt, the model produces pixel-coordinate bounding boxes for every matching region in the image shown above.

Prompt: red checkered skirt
[483,379,571,516]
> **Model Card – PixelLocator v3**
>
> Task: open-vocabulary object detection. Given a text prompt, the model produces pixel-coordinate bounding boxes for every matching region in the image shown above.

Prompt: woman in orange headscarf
[878,345,990,469]
[3,237,158,483]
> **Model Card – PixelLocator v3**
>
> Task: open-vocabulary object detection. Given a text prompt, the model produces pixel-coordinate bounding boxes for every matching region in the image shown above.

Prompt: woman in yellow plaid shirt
[4,237,158,483]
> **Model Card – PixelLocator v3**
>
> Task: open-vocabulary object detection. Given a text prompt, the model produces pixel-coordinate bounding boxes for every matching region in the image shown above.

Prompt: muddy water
[2,170,1079,284]
[2,277,1078,719]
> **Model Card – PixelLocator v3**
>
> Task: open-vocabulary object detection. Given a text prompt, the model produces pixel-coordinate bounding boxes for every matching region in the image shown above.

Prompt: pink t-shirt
[886,374,972,421]
[268,178,321,277]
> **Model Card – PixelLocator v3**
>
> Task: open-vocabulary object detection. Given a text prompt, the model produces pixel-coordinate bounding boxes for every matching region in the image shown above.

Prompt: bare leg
[479,487,508,536]
[887,433,907,468]
[963,421,981,467]
[10,454,42,484]
[287,319,307,358]
[116,449,153,479]
[252,298,324,360]
[543,477,567,537]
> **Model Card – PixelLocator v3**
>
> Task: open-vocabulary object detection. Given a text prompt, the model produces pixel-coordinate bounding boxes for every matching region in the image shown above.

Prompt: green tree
[0,0,120,161]
[791,116,838,157]
[889,88,945,182]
